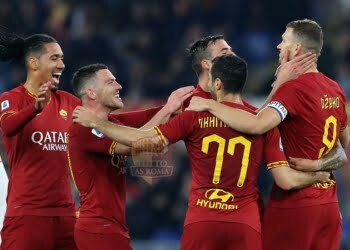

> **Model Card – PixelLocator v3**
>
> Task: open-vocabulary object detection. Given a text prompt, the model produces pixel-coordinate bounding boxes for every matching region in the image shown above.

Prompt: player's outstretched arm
[130,135,169,185]
[73,106,157,146]
[132,136,168,154]
[269,166,331,190]
[111,86,194,129]
[110,106,163,128]
[113,129,169,155]
[106,85,193,155]
[140,86,194,129]
[113,144,132,156]
[187,97,281,135]
[0,83,51,136]
[289,141,348,172]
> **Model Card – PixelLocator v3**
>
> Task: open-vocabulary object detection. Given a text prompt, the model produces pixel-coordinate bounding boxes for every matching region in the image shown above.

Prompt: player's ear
[27,56,39,71]
[293,43,303,56]
[86,88,97,100]
[214,78,222,90]
[201,59,212,71]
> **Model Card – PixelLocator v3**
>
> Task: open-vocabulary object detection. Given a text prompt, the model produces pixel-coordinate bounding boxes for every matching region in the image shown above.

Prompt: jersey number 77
[201,134,251,187]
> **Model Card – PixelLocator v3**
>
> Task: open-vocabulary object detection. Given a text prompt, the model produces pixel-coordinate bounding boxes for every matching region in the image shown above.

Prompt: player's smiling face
[36,43,65,91]
[94,69,124,110]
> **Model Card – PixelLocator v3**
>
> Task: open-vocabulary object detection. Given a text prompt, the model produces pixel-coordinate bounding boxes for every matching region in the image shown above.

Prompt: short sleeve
[264,128,288,170]
[69,124,117,156]
[156,111,197,144]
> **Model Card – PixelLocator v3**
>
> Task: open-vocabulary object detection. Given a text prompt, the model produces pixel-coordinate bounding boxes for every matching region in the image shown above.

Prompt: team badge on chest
[59,109,68,120]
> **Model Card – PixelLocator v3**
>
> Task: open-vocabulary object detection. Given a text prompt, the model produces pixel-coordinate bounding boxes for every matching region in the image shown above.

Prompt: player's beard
[279,49,292,64]
[107,100,123,111]
[50,85,58,92]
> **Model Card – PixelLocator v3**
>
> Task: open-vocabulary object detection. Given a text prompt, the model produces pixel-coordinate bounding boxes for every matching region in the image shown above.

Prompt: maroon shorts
[181,221,261,250]
[263,203,342,250]
[1,215,76,250]
[74,228,132,250]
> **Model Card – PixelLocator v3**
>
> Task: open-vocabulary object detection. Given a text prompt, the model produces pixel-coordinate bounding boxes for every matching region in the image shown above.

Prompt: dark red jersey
[268,72,348,208]
[68,121,129,237]
[156,101,287,232]
[68,108,159,236]
[0,85,79,216]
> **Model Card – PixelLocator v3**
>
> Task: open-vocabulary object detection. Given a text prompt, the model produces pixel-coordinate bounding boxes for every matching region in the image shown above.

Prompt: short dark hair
[286,19,323,55]
[71,63,108,97]
[211,55,247,95]
[188,35,224,76]
[0,29,57,63]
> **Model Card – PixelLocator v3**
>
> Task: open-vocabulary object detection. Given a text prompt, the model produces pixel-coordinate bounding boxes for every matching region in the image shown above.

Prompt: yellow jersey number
[318,115,337,158]
[201,134,251,187]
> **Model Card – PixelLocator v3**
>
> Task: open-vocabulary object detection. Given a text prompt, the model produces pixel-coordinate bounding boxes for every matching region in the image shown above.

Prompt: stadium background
[0,0,349,249]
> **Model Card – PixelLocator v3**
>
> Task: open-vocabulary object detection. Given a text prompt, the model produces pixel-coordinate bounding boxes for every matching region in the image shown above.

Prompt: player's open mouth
[115,94,122,99]
[52,72,62,83]
[114,93,122,102]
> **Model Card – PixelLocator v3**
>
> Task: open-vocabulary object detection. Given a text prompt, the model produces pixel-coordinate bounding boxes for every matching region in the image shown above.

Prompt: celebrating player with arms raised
[0,31,79,249]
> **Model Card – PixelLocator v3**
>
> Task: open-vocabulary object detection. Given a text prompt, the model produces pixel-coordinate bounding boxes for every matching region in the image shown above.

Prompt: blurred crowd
[1,0,350,98]
[0,0,350,248]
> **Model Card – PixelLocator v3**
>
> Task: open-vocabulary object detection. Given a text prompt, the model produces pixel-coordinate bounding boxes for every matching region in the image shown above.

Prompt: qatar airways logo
[31,131,68,151]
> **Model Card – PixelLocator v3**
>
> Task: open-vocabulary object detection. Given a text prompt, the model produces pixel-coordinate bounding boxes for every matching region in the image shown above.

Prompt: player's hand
[164,86,194,114]
[186,96,212,112]
[289,156,320,171]
[35,82,52,112]
[273,52,317,89]
[315,171,331,183]
[72,106,99,128]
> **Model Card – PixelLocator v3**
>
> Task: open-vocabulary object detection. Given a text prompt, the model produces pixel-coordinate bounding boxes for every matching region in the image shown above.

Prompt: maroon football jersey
[69,107,162,236]
[268,72,348,208]
[68,121,129,237]
[0,85,79,216]
[156,101,287,232]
